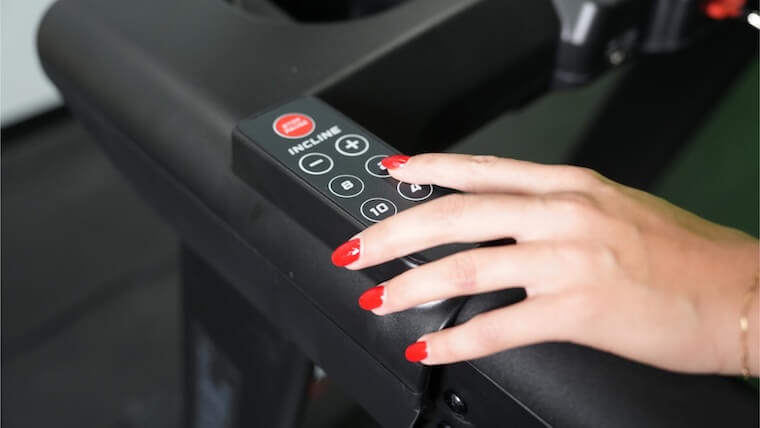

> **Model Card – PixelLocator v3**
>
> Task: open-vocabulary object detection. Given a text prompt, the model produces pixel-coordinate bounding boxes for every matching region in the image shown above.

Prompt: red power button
[273,113,315,139]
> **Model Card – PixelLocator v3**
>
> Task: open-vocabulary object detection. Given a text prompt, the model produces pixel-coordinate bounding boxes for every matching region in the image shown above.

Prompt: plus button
[335,134,369,157]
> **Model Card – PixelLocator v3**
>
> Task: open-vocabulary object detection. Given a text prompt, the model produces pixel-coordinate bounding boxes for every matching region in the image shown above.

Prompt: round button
[298,153,333,175]
[360,198,397,223]
[335,134,369,157]
[365,155,390,178]
[273,113,315,139]
[397,182,433,201]
[328,175,365,198]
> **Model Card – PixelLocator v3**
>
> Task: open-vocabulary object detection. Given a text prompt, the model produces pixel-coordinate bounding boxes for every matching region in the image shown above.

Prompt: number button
[328,175,365,198]
[335,134,370,157]
[365,155,391,178]
[360,198,398,223]
[298,153,334,175]
[397,182,433,201]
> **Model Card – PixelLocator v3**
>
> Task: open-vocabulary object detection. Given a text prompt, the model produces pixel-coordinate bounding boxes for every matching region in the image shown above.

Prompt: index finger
[385,153,602,194]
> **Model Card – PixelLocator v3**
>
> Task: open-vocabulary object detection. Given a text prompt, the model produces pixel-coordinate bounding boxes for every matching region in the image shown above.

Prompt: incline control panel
[232,97,470,265]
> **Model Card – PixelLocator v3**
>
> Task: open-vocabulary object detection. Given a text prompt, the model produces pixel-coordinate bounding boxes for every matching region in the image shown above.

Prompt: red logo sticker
[273,113,315,139]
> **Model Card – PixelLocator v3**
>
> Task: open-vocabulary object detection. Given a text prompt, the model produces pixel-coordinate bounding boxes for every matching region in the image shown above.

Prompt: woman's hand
[330,153,759,375]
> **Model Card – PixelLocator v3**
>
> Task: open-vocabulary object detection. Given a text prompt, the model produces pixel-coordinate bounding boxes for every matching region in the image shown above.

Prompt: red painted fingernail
[358,286,385,311]
[381,155,410,170]
[405,341,428,363]
[331,239,361,267]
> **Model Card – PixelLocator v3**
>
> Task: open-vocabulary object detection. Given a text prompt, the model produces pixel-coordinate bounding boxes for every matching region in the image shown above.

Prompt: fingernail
[381,155,410,170]
[331,239,361,267]
[405,341,428,363]
[358,286,385,311]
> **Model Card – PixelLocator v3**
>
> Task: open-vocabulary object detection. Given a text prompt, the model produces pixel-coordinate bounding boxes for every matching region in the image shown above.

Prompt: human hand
[330,153,759,375]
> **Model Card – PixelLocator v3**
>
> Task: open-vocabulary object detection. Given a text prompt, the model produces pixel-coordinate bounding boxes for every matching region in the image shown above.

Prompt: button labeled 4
[397,182,433,201]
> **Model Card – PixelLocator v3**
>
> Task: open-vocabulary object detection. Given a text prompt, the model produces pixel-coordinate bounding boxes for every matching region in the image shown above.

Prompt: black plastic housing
[550,0,753,86]
[37,1,559,426]
[639,0,717,52]
[551,0,646,86]
[37,0,758,427]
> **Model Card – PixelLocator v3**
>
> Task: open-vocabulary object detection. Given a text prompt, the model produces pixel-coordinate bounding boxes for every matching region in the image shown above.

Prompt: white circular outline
[298,153,334,176]
[328,175,365,199]
[335,134,370,157]
[364,154,391,178]
[360,198,398,223]
[272,112,316,139]
[397,182,434,201]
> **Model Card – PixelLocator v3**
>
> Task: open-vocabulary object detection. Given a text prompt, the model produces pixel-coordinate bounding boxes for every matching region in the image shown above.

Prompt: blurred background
[1,1,758,427]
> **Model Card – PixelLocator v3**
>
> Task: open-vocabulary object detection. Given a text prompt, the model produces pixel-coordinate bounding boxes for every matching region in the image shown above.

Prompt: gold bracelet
[740,272,759,379]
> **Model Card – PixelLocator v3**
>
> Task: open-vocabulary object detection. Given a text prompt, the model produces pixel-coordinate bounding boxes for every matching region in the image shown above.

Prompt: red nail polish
[331,239,361,267]
[381,155,410,170]
[358,286,384,311]
[405,341,428,363]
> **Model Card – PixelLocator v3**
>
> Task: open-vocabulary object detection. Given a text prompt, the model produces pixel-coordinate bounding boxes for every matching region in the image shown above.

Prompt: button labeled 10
[360,198,397,222]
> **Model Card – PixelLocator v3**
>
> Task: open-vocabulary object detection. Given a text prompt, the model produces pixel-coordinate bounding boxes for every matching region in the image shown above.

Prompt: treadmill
[37,0,758,426]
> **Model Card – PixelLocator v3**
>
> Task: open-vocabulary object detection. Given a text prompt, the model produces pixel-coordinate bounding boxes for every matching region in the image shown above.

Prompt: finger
[367,243,586,315]
[338,192,592,270]
[407,294,580,365]
[339,193,534,270]
[386,153,602,194]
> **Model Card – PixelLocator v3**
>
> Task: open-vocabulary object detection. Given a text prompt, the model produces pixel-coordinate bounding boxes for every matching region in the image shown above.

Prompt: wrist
[702,240,758,375]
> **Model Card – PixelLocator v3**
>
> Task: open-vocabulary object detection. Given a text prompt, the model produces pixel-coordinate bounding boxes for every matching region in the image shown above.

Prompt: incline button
[273,113,315,139]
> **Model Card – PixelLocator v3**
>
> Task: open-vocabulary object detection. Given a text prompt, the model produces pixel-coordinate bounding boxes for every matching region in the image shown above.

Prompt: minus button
[298,152,334,175]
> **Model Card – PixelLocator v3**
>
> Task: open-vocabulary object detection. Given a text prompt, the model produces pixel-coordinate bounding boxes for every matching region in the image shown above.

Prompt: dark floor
[1,58,756,428]
[1,116,181,428]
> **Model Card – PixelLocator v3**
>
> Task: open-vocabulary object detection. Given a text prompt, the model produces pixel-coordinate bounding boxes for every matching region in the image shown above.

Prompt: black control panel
[232,97,469,265]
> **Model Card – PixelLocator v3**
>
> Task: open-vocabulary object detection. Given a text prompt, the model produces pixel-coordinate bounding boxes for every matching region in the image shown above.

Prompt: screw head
[443,390,467,415]
[609,49,626,65]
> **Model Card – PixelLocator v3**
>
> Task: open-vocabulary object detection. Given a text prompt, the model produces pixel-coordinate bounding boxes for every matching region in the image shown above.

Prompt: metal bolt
[608,49,626,66]
[444,390,467,415]
[605,29,638,67]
